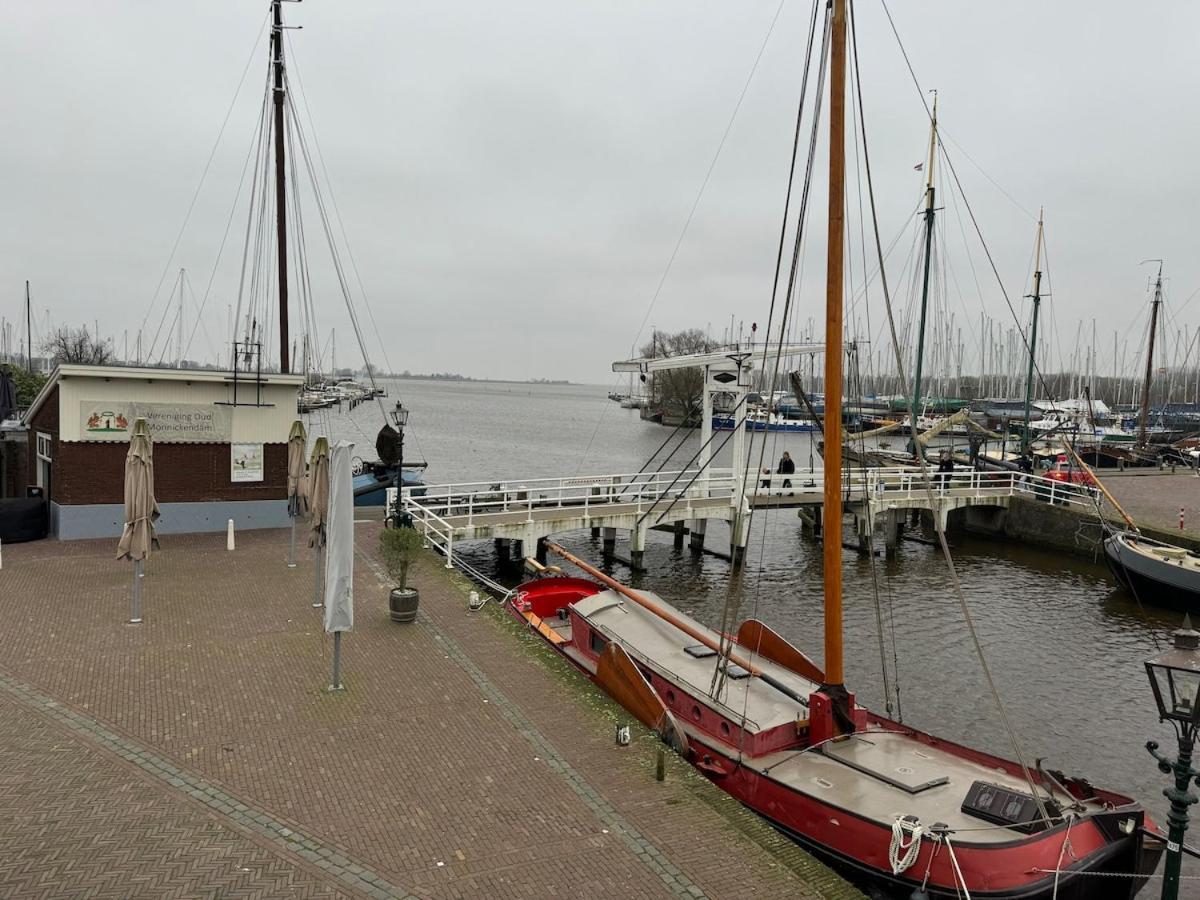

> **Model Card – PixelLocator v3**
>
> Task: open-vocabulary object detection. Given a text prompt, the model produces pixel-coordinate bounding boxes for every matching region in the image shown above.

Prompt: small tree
[5,364,47,407]
[42,326,113,366]
[378,526,424,591]
[640,328,714,424]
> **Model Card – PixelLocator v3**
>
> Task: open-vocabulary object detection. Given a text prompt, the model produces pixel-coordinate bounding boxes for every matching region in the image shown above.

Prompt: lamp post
[1145,617,1200,900]
[390,402,408,526]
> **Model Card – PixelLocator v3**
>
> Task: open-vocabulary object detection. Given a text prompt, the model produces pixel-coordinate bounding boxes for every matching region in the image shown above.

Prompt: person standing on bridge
[777,451,795,491]
[937,449,954,490]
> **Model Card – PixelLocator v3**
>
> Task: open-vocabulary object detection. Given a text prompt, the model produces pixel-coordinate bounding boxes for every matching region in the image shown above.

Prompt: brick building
[24,364,303,539]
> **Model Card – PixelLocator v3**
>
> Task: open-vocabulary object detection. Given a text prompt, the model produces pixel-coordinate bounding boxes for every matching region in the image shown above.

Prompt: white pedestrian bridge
[391,466,1100,570]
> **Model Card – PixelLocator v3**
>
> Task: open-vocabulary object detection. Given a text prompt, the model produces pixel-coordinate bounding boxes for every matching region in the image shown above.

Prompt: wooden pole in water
[822,0,847,689]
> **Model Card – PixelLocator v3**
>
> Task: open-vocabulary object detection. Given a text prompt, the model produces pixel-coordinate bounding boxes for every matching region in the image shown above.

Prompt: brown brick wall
[26,386,289,506]
[54,441,288,505]
[26,385,59,498]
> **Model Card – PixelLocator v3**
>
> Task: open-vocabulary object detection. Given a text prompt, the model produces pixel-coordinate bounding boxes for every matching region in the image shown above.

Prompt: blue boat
[352,464,427,507]
[712,413,818,433]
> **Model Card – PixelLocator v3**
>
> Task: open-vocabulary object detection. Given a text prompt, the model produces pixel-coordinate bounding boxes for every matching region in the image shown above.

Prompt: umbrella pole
[313,544,323,608]
[130,559,142,624]
[287,517,297,568]
[330,631,344,691]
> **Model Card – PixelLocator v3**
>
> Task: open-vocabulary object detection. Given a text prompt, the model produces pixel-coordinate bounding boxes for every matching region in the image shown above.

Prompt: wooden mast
[1137,262,1164,446]
[1021,210,1044,450]
[271,0,291,374]
[909,92,938,454]
[822,0,847,690]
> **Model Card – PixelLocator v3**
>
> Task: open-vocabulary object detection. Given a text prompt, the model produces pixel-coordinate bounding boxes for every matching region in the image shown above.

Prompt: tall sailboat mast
[1137,261,1164,446]
[909,94,938,453]
[25,280,32,371]
[271,0,291,374]
[1021,209,1044,450]
[822,0,847,695]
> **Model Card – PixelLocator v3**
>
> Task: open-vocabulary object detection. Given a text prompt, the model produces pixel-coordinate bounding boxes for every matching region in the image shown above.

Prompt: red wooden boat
[507,3,1161,895]
[509,563,1161,898]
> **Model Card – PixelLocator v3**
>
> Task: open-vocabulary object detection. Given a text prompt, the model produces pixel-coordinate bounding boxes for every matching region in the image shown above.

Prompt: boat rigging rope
[573,0,792,479]
[139,10,270,361]
[942,834,971,900]
[614,418,697,502]
[1050,814,1077,900]
[849,348,896,718]
[888,817,926,875]
[715,0,827,705]
[851,1,1051,822]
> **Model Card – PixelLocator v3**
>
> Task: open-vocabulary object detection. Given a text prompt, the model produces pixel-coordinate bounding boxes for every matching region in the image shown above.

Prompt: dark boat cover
[0,497,48,543]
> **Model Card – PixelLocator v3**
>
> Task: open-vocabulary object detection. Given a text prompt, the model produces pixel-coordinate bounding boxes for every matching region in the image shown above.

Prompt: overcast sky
[2,1,1198,384]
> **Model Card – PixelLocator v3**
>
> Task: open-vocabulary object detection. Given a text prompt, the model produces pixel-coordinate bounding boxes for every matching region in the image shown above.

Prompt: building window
[589,630,608,655]
[36,433,52,462]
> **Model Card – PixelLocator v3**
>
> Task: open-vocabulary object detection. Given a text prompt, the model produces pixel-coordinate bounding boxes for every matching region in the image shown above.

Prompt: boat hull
[689,731,1152,899]
[509,579,1156,898]
[1104,532,1200,610]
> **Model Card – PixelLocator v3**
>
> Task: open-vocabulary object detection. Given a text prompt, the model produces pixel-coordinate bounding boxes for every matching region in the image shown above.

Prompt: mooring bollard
[227,518,236,550]
[655,748,666,782]
[1181,508,1186,531]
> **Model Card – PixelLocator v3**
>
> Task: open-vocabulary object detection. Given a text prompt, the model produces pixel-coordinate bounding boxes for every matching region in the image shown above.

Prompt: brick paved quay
[0,525,860,900]
[1103,469,1200,539]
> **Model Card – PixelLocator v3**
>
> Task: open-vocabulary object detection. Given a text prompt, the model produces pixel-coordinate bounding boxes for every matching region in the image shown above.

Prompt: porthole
[691,705,702,721]
[720,721,731,736]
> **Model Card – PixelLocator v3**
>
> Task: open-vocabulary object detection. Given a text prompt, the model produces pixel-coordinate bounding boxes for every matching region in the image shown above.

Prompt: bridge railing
[750,466,1101,509]
[400,468,740,528]
[395,465,1102,547]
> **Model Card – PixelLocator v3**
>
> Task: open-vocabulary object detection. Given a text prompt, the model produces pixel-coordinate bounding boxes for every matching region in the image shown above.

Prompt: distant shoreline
[383,373,571,386]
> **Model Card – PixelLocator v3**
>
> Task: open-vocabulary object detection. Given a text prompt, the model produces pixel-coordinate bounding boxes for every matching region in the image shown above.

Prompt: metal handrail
[399,466,1103,542]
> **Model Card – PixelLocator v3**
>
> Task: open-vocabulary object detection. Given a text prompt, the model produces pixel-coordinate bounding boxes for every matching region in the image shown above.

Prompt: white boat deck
[575,590,1121,844]
[576,590,819,731]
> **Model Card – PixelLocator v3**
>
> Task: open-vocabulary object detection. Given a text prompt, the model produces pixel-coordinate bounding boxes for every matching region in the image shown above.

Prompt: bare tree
[640,328,713,424]
[42,326,113,366]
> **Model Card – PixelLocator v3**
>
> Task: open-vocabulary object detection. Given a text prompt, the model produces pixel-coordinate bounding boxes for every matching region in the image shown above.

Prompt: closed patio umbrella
[116,423,159,623]
[286,419,308,567]
[308,436,330,607]
[324,440,355,690]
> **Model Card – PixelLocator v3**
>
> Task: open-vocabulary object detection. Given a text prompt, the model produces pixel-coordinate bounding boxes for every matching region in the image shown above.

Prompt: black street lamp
[1145,616,1200,900]
[390,402,409,526]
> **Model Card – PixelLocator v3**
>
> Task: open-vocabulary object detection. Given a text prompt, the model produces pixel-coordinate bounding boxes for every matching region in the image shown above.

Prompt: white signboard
[230,443,264,482]
[80,401,232,443]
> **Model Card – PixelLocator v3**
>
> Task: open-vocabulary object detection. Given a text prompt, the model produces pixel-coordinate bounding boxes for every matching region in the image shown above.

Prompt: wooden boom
[544,542,813,706]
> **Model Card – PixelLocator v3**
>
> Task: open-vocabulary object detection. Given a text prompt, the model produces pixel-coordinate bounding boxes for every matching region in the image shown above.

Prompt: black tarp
[0,497,47,543]
[0,368,16,422]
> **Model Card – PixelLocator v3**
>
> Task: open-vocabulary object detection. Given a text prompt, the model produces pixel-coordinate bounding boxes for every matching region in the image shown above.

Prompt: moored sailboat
[510,3,1158,895]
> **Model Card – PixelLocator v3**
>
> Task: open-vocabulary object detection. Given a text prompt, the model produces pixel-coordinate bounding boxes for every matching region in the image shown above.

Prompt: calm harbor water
[309,377,1180,852]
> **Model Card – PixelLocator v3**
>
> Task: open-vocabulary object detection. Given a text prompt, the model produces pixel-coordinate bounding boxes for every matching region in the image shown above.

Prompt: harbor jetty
[954,468,1200,556]
[0,525,859,900]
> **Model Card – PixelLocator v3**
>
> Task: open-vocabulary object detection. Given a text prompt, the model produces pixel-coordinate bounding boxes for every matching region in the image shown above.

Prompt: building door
[36,432,52,498]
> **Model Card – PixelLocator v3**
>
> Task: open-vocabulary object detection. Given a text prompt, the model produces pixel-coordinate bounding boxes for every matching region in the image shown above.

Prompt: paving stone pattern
[0,527,859,899]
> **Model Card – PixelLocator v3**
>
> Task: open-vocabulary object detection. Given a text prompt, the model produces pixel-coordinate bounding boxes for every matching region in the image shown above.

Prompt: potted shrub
[379,525,424,623]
